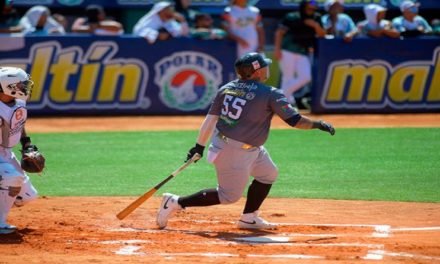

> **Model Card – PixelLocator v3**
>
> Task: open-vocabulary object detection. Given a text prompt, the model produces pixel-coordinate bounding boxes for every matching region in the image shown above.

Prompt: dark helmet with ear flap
[234,52,272,80]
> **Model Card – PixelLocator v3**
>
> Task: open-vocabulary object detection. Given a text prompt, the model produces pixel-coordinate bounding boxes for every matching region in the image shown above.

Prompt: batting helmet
[234,52,272,80]
[0,67,33,101]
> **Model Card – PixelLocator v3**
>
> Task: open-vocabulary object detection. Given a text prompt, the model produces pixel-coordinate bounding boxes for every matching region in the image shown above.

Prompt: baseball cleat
[237,211,278,230]
[0,223,17,234]
[156,193,182,229]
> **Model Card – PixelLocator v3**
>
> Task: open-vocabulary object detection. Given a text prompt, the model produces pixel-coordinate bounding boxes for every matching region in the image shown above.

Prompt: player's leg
[211,136,258,205]
[157,137,226,228]
[176,140,226,208]
[281,51,312,106]
[8,153,38,207]
[14,175,38,207]
[293,53,312,92]
[238,146,278,229]
[157,135,258,229]
[279,49,297,105]
[0,163,25,234]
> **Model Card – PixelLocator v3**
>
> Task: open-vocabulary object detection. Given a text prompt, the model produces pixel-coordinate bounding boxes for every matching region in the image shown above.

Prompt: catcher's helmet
[234,52,272,80]
[0,67,33,100]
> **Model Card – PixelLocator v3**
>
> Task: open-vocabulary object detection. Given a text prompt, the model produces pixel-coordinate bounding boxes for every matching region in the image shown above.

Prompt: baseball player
[221,0,265,58]
[274,0,326,106]
[0,67,39,234]
[156,52,335,230]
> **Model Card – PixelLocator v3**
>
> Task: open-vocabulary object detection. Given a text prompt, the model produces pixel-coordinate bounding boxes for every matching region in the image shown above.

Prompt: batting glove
[186,143,205,162]
[317,120,336,136]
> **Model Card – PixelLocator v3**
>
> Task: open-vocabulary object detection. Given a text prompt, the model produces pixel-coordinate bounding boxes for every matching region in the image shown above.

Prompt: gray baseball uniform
[156,52,335,230]
[207,79,299,204]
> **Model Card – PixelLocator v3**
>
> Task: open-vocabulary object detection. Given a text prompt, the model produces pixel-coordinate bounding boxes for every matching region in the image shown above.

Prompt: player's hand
[186,143,205,163]
[318,120,335,136]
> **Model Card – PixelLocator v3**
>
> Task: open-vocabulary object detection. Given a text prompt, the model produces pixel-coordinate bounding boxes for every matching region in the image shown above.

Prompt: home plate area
[4,197,440,263]
[97,220,440,262]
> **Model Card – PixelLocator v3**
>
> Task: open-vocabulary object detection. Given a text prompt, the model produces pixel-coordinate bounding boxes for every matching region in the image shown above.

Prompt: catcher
[0,67,45,234]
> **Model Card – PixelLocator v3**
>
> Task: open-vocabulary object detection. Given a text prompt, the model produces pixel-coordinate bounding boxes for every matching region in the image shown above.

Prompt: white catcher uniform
[0,99,38,230]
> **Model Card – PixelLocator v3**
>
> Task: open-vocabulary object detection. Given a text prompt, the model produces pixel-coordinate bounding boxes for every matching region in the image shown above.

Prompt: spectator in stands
[19,6,65,35]
[357,4,399,38]
[0,0,22,33]
[321,0,357,42]
[53,13,68,32]
[133,1,189,44]
[190,13,227,40]
[221,0,265,58]
[432,19,440,36]
[392,1,432,37]
[174,0,198,27]
[72,5,123,35]
[274,0,325,107]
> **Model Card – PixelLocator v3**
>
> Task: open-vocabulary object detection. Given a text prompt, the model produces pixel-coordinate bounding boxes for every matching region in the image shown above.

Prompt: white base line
[114,246,142,255]
[364,250,440,261]
[391,227,440,232]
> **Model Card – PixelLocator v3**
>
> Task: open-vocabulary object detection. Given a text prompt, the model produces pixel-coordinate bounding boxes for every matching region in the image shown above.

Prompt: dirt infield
[2,114,440,264]
[3,197,440,264]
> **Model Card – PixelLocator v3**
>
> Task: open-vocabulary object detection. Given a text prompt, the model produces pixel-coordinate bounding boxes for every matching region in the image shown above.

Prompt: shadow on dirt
[0,228,35,244]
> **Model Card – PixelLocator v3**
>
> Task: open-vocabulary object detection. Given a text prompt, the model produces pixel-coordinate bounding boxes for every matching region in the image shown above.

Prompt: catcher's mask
[0,67,34,101]
[234,52,272,80]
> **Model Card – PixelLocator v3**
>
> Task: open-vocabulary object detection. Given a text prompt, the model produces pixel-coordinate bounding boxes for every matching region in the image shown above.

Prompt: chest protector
[0,99,27,148]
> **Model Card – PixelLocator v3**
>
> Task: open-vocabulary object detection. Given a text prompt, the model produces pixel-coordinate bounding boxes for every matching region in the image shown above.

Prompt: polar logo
[155,52,223,111]
[170,70,205,105]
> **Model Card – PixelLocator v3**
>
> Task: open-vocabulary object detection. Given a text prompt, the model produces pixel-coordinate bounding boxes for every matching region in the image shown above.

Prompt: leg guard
[14,175,38,207]
[0,174,22,227]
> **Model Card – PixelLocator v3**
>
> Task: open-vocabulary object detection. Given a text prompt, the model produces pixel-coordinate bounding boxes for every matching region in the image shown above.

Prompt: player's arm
[221,11,249,47]
[196,114,219,146]
[187,87,224,162]
[270,89,335,135]
[186,114,219,162]
[289,115,335,135]
[20,127,32,149]
[256,14,265,53]
[274,26,288,60]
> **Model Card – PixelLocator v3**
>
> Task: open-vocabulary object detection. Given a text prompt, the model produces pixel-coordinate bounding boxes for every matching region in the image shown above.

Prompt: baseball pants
[279,50,311,103]
[207,131,278,204]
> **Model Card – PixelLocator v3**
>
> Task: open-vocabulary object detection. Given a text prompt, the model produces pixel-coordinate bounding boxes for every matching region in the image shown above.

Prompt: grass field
[23,128,440,202]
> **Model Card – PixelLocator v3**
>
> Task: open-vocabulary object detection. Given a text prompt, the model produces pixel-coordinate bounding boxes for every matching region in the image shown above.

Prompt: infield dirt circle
[2,114,440,264]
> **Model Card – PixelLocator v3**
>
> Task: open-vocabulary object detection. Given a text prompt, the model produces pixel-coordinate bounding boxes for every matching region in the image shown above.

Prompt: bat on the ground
[116,153,201,220]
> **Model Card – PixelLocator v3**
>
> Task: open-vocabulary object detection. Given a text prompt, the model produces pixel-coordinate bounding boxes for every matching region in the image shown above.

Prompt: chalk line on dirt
[363,250,440,261]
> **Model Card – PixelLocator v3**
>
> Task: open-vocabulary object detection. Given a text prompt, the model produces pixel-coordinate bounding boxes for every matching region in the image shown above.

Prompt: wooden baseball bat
[116,153,201,220]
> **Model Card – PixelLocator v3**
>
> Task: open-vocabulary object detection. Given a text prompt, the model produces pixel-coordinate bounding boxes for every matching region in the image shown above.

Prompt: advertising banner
[0,36,236,115]
[313,37,440,113]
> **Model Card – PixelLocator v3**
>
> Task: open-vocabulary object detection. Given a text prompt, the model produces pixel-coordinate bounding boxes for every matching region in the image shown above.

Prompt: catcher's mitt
[21,145,45,173]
